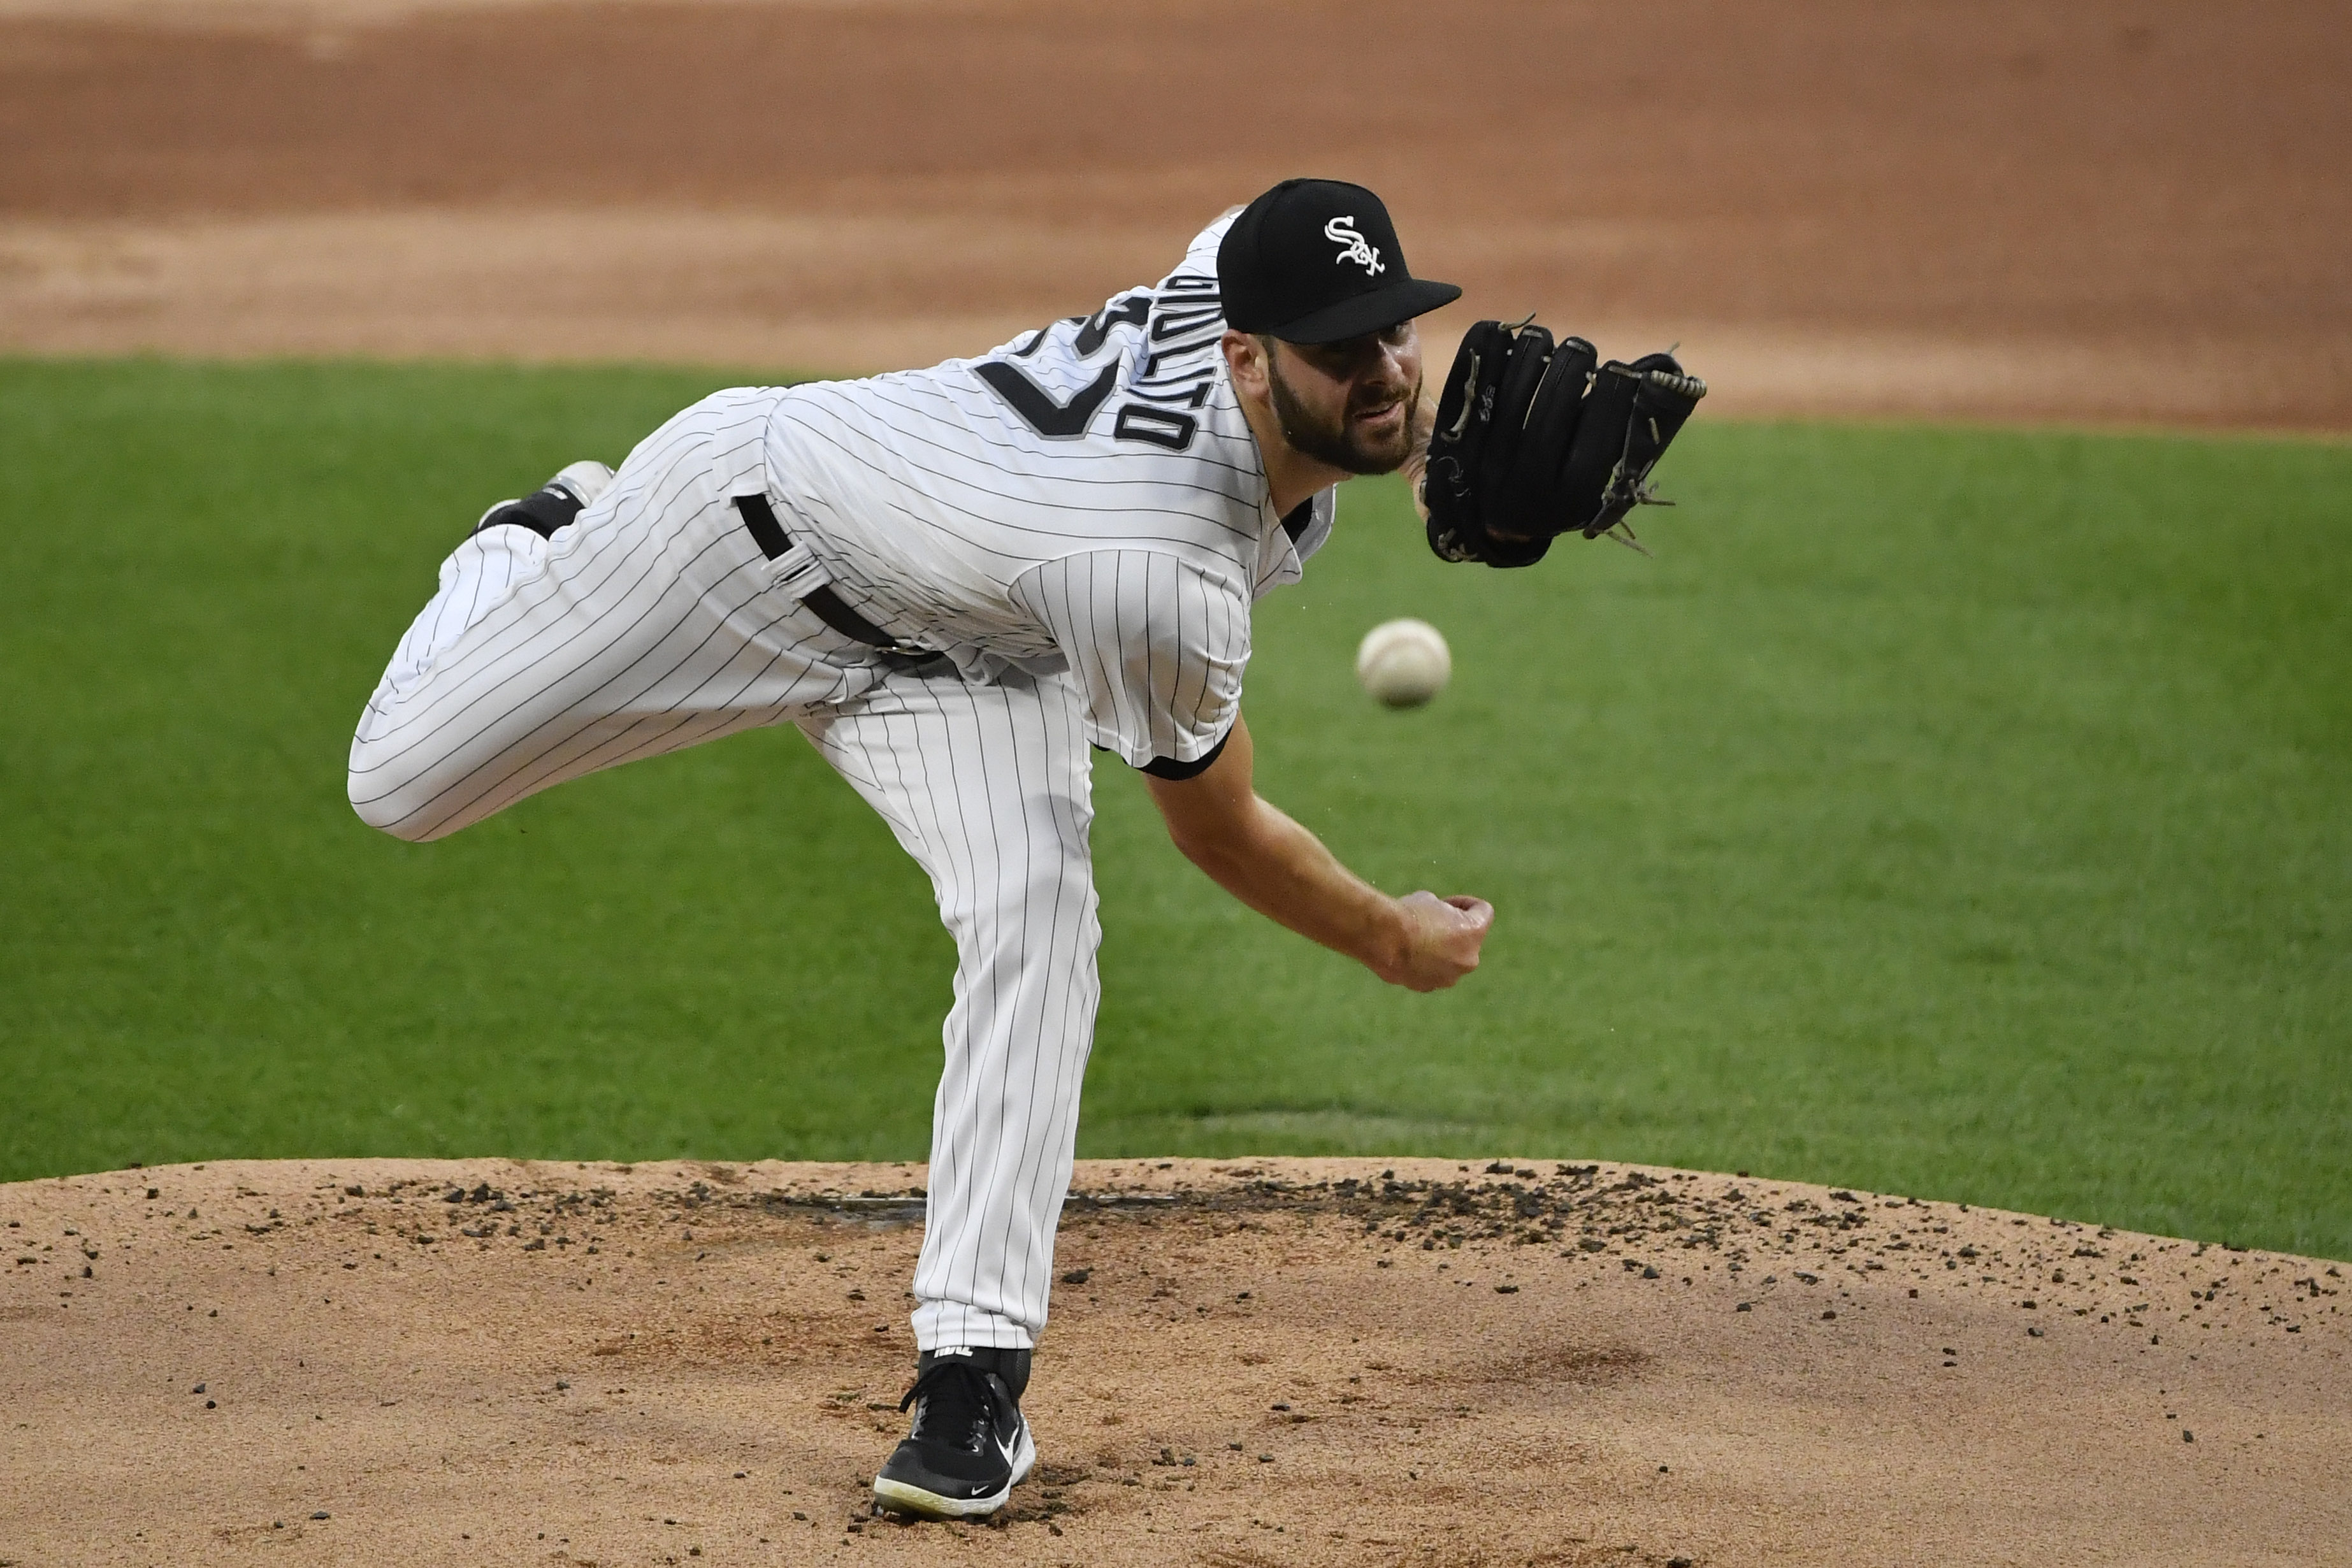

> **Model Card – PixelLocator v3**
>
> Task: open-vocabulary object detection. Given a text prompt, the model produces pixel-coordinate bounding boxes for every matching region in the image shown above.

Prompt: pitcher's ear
[1220,329,1271,394]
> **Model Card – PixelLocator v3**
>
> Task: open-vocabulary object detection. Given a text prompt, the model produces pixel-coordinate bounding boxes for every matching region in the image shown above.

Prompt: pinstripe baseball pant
[349,389,1100,1350]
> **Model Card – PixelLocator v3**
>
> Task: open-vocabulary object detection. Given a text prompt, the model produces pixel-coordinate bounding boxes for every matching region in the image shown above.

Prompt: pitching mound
[3,1158,2346,1565]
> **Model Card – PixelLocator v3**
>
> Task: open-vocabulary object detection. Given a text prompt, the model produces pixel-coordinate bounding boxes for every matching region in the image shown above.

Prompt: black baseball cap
[1218,178,1461,344]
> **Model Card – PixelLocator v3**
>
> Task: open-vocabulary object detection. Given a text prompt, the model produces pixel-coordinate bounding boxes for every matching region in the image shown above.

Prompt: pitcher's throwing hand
[1390,891,1494,991]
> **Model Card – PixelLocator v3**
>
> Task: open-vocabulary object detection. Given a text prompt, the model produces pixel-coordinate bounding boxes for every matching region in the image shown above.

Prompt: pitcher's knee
[348,773,441,842]
[949,859,1098,959]
[1006,840,1095,915]
[347,733,453,844]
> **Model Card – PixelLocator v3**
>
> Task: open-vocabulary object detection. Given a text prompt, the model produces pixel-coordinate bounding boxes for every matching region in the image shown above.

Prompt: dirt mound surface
[4,1158,2345,1565]
[2,0,2348,428]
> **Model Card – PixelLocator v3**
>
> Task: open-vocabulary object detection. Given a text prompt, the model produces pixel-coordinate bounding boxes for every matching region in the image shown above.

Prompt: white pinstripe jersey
[760,211,1335,770]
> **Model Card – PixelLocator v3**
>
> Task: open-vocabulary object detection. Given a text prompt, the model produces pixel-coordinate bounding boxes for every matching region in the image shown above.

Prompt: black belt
[732,494,935,665]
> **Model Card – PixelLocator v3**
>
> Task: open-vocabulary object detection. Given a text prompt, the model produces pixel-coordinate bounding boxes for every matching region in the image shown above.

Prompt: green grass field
[3,359,2346,1258]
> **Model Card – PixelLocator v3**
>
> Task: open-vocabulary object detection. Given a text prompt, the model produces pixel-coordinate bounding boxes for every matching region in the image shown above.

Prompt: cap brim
[1269,278,1463,345]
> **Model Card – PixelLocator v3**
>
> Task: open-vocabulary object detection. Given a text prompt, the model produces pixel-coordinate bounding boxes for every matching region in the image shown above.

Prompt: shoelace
[897,1360,999,1453]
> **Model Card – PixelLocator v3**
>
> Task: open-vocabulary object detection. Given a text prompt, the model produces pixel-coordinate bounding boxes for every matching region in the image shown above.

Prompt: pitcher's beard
[1268,361,1422,477]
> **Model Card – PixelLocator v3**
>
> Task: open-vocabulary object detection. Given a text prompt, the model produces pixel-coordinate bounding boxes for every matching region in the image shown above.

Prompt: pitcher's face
[1264,322,1425,477]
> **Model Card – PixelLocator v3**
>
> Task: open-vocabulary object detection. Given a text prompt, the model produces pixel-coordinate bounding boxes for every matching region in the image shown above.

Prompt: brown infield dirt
[2,0,2349,428]
[3,1158,2348,1565]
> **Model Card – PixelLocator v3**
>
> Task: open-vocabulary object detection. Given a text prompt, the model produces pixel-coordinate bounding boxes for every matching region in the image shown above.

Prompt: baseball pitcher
[347,176,1696,1519]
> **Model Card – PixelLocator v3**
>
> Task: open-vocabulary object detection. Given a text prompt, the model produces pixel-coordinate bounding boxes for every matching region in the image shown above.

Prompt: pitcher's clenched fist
[1387,891,1495,992]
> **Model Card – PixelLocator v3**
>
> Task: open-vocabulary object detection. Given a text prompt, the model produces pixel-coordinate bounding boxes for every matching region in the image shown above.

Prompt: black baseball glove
[1420,318,1705,567]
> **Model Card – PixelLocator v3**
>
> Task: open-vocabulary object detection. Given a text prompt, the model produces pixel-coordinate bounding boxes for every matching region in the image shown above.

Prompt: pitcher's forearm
[1171,796,1407,975]
[1143,714,1488,991]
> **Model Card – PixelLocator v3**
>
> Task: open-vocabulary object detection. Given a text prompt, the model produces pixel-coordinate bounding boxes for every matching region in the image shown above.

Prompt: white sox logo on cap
[1324,216,1385,277]
[1219,178,1457,343]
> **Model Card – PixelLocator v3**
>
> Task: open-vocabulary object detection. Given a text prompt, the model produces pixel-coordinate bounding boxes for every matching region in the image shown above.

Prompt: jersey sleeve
[1009,549,1250,770]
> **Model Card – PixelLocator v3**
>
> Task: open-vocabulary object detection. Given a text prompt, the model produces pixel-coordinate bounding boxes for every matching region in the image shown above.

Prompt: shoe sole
[871,1423,1035,1520]
[548,459,616,510]
[472,461,614,538]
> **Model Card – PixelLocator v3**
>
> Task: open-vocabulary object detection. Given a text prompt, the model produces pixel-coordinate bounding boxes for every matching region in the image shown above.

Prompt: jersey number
[974,361,1118,438]
[979,299,1200,451]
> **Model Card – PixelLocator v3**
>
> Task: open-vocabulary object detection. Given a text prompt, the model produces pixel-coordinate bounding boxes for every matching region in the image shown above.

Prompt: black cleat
[872,1346,1035,1520]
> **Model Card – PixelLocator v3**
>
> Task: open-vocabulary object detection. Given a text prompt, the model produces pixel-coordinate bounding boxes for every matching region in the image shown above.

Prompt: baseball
[1355,618,1452,708]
